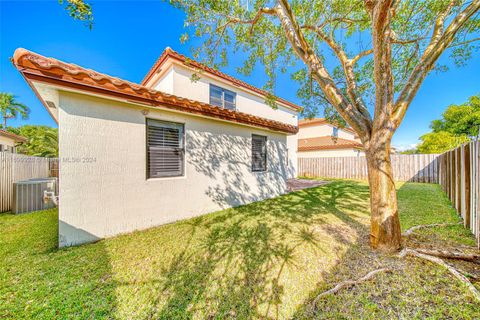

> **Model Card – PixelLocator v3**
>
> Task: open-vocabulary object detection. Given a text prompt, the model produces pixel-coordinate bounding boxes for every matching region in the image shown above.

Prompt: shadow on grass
[0,209,117,319]
[10,181,476,319]
[292,181,480,319]
[0,181,371,319]
[147,180,370,319]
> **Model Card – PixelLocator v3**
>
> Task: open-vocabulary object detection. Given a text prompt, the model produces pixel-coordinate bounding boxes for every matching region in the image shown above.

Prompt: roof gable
[299,118,357,135]
[142,48,302,112]
[298,136,363,151]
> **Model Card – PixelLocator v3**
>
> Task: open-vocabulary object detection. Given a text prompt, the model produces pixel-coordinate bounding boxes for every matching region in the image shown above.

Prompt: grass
[0,180,479,319]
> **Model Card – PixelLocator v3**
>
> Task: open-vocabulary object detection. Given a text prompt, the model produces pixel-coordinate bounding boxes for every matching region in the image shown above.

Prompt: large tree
[170,0,480,252]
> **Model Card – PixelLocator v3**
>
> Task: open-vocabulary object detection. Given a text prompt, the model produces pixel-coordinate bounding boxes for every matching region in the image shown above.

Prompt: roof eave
[0,130,27,143]
[141,49,303,112]
[19,70,298,135]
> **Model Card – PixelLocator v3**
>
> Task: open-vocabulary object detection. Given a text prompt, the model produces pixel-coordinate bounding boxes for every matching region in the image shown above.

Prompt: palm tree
[0,93,29,129]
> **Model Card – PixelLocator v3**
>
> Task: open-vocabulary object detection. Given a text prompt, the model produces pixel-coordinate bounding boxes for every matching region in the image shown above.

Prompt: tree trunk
[365,141,402,252]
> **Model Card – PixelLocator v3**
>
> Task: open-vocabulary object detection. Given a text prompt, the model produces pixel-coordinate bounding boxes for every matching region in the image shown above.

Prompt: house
[0,130,27,153]
[297,118,364,157]
[13,48,300,247]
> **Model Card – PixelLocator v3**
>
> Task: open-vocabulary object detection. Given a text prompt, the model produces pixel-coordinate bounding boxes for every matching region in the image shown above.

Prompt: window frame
[209,84,237,110]
[251,134,267,172]
[146,118,185,179]
[332,127,339,137]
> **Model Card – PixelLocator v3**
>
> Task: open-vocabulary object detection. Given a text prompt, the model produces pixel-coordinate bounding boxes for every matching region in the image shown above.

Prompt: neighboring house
[0,130,27,153]
[13,48,300,247]
[297,118,364,158]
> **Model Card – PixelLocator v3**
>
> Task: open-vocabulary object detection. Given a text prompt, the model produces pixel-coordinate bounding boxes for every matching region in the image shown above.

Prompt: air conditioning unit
[13,178,58,214]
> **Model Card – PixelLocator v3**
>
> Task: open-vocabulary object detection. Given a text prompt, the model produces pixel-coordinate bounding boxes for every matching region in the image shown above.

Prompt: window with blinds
[252,134,267,172]
[209,84,236,110]
[147,119,185,178]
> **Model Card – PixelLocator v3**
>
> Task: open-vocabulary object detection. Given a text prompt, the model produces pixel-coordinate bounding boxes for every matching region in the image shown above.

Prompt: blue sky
[1,1,479,149]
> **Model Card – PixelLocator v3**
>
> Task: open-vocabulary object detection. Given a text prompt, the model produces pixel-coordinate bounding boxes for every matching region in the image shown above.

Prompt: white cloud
[393,143,418,151]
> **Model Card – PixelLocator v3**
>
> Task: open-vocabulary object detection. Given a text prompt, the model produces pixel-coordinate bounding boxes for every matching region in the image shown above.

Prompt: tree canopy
[417,131,470,153]
[7,125,58,158]
[416,94,479,153]
[430,95,480,138]
[171,0,480,123]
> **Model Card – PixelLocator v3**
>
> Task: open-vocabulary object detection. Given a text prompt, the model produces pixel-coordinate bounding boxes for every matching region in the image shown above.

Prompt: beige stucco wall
[298,123,357,141]
[0,136,16,147]
[153,65,174,94]
[298,148,364,158]
[57,91,293,247]
[286,135,298,178]
[153,64,298,126]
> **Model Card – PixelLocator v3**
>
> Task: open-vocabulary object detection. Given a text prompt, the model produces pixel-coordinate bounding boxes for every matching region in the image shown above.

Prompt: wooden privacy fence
[0,152,58,212]
[438,141,479,247]
[298,154,440,183]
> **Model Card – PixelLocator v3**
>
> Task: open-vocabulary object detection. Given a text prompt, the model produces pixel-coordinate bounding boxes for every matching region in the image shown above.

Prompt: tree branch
[352,49,374,65]
[301,24,372,122]
[425,0,456,57]
[274,0,373,139]
[225,7,276,26]
[310,268,392,309]
[402,222,462,237]
[368,0,396,140]
[413,248,480,264]
[393,0,480,128]
[318,17,369,29]
[448,37,480,48]
[400,248,480,302]
[391,36,427,45]
[223,7,276,35]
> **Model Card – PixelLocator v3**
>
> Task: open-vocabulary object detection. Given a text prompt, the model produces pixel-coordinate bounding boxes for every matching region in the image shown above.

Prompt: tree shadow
[146,180,371,319]
[291,181,480,319]
[186,129,294,209]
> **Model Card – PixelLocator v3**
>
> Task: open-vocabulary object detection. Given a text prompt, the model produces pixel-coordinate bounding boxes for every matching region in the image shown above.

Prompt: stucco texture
[58,92,293,247]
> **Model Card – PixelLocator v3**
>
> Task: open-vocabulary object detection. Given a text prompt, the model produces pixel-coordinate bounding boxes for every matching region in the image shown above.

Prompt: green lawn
[0,181,479,319]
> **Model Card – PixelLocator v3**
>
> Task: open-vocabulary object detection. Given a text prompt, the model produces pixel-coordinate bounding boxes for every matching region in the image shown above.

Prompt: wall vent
[45,100,56,109]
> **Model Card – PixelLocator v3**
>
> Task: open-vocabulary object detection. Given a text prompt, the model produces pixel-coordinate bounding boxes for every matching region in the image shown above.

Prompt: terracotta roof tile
[0,130,27,142]
[141,47,303,111]
[298,136,363,151]
[12,48,298,135]
[299,118,357,135]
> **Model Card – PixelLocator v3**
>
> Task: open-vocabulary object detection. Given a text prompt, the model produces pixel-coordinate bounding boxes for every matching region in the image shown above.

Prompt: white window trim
[209,84,236,110]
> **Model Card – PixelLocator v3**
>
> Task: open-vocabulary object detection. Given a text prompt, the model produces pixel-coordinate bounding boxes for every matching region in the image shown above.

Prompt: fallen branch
[402,222,462,237]
[400,248,480,302]
[311,268,391,308]
[414,248,480,264]
[458,269,480,281]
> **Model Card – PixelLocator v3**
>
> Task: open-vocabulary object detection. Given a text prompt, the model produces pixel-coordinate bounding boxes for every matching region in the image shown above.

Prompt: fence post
[464,143,471,228]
